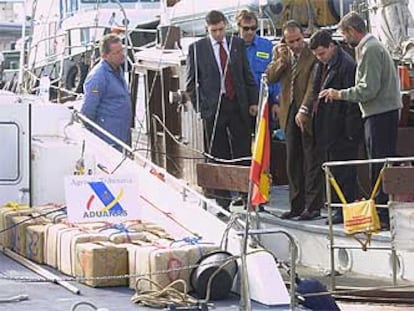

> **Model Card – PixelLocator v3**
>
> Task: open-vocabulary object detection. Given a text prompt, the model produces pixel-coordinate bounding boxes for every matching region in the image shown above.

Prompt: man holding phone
[266,20,323,221]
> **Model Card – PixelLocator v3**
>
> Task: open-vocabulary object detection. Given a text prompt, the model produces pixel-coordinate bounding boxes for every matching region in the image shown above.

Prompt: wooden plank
[196,163,250,192]
[397,127,414,157]
[383,167,414,195]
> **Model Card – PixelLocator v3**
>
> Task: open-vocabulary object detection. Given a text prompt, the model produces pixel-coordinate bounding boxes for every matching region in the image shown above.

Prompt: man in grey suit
[185,10,259,210]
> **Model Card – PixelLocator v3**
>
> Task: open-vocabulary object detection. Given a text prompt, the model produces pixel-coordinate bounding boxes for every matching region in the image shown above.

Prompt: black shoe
[280,211,302,219]
[297,210,320,221]
[326,213,343,225]
[232,197,245,206]
[216,198,231,211]
[256,205,265,212]
[380,221,390,231]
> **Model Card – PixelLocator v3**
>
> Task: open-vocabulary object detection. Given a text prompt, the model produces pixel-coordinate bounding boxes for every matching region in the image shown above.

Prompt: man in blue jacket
[236,10,280,123]
[234,10,281,207]
[81,34,132,149]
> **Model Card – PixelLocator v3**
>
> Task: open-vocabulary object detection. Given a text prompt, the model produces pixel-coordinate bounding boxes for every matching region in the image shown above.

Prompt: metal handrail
[74,110,133,155]
[323,156,414,291]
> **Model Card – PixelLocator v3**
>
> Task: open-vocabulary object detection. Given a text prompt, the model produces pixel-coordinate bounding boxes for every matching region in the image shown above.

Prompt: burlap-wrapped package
[0,204,32,248]
[99,225,147,244]
[128,241,219,293]
[44,223,73,268]
[77,222,109,231]
[31,204,66,223]
[58,230,109,276]
[10,215,49,256]
[26,224,49,264]
[75,242,128,287]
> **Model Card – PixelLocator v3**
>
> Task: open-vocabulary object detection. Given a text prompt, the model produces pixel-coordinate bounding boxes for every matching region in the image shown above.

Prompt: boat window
[80,28,90,45]
[70,0,79,11]
[110,0,139,2]
[80,0,109,3]
[64,0,80,17]
[47,21,58,56]
[0,123,19,182]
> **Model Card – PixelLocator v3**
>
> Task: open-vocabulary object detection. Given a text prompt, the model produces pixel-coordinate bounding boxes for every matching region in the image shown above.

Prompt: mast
[17,0,30,93]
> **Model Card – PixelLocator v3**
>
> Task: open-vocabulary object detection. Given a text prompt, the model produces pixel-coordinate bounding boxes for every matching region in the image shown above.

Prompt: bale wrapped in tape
[0,203,32,248]
[75,242,128,287]
[31,204,66,223]
[58,230,109,276]
[45,211,67,223]
[143,231,167,243]
[122,220,145,231]
[127,239,171,290]
[99,224,147,244]
[77,222,109,231]
[10,215,50,256]
[143,222,173,239]
[26,224,49,264]
[170,238,220,279]
[44,223,73,268]
[129,239,219,293]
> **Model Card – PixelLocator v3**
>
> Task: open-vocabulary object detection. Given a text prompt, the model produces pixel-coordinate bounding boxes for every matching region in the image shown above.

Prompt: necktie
[290,54,298,104]
[218,41,235,100]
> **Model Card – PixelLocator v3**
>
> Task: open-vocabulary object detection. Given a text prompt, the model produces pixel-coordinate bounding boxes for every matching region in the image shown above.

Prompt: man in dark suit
[185,10,258,210]
[310,30,363,224]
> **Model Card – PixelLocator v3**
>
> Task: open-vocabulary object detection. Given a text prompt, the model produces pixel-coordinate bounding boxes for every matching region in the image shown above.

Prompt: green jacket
[340,35,402,118]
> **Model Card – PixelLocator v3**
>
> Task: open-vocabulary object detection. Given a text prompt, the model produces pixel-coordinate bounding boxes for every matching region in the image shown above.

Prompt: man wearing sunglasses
[236,10,280,123]
[233,10,281,208]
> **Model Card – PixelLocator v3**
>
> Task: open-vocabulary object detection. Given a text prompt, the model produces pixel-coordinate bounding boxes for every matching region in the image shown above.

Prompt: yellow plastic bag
[329,168,383,250]
[342,199,381,235]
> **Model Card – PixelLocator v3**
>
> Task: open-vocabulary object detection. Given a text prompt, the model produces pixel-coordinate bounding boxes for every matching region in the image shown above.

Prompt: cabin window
[80,28,90,45]
[47,21,58,56]
[81,0,109,3]
[64,0,80,17]
[113,0,140,2]
[0,123,19,182]
[70,0,79,12]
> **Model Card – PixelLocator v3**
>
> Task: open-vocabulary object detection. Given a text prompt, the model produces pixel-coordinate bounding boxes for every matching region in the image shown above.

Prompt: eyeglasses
[241,26,257,32]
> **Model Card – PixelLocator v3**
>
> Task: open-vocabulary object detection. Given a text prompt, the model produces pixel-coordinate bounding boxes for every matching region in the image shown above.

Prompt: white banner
[64,175,141,223]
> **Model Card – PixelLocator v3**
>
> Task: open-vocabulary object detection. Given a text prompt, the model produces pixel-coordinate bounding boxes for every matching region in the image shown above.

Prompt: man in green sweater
[319,12,402,229]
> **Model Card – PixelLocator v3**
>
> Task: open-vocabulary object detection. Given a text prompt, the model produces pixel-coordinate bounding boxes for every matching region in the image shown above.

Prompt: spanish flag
[250,100,271,208]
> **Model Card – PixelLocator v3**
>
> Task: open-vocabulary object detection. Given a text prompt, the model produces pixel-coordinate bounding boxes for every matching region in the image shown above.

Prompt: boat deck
[0,185,412,310]
[0,250,294,311]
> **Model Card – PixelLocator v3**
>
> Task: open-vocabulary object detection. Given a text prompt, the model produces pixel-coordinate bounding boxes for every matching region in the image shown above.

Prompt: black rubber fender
[65,62,88,94]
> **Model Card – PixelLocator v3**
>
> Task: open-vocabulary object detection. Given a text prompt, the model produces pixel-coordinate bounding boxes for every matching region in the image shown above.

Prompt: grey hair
[100,34,121,55]
[338,12,367,34]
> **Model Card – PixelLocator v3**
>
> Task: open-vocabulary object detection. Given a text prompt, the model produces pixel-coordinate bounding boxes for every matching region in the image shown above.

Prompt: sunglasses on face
[241,26,257,32]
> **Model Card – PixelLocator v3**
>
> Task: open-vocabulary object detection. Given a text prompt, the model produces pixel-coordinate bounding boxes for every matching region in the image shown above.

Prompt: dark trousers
[285,104,324,214]
[204,97,252,207]
[326,142,359,204]
[364,109,399,220]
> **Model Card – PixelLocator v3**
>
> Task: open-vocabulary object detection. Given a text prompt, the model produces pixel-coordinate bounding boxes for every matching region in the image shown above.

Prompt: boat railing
[74,111,133,155]
[72,109,294,308]
[21,24,157,97]
[323,156,414,291]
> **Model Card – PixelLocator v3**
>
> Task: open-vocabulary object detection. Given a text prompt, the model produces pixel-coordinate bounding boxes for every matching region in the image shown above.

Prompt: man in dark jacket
[310,30,363,224]
[185,10,258,209]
